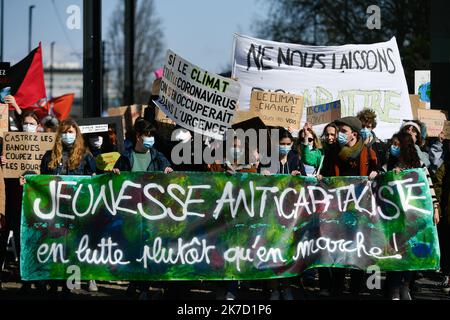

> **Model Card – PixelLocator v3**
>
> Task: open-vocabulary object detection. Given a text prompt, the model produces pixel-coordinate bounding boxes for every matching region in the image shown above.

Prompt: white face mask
[89,136,103,149]
[23,124,37,133]
[174,129,192,143]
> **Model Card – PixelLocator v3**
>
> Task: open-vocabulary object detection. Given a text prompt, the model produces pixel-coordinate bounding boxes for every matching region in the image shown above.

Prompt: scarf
[338,138,364,162]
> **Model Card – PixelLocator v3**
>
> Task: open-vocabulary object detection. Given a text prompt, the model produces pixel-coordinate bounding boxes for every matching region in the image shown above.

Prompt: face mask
[143,136,155,149]
[23,124,37,133]
[89,136,103,149]
[174,129,192,143]
[61,133,76,146]
[229,147,243,159]
[279,145,292,155]
[308,144,314,151]
[337,132,348,146]
[360,127,373,140]
[390,145,401,157]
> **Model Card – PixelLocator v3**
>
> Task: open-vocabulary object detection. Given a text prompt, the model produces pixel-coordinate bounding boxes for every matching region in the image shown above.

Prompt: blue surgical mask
[61,133,76,146]
[360,127,373,140]
[390,145,400,157]
[337,132,348,146]
[143,136,155,149]
[279,145,292,155]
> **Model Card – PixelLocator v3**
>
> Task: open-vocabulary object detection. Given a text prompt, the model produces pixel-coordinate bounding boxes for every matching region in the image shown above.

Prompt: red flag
[45,93,74,120]
[10,43,46,109]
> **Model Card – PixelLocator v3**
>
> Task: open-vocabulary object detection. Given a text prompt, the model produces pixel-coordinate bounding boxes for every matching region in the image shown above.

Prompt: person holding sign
[4,94,22,132]
[299,122,323,176]
[331,116,379,297]
[35,118,97,294]
[385,131,440,300]
[2,109,47,294]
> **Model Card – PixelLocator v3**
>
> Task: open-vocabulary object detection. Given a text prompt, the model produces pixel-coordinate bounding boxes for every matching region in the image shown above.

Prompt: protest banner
[155,50,241,140]
[21,170,439,281]
[415,70,430,109]
[77,117,125,153]
[306,100,341,125]
[232,34,413,139]
[250,91,303,129]
[443,121,450,140]
[410,94,426,120]
[3,132,55,178]
[417,109,448,137]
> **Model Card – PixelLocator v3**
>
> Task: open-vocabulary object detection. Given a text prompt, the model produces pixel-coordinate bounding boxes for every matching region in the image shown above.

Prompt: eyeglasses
[307,138,314,142]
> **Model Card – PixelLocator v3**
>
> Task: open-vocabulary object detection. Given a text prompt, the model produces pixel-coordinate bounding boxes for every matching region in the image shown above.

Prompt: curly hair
[48,118,87,171]
[388,131,421,169]
[356,108,377,129]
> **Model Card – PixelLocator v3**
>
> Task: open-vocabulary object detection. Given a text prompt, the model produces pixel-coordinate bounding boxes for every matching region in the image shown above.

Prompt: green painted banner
[20,169,440,281]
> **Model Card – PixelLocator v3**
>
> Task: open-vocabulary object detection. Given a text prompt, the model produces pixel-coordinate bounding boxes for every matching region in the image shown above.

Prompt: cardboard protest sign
[79,124,108,134]
[155,50,241,140]
[21,169,439,281]
[0,104,9,137]
[95,152,122,171]
[415,70,430,109]
[155,106,176,125]
[106,105,147,134]
[306,100,341,125]
[443,121,450,140]
[250,91,303,129]
[417,109,448,137]
[3,132,55,178]
[232,34,413,139]
[409,94,426,120]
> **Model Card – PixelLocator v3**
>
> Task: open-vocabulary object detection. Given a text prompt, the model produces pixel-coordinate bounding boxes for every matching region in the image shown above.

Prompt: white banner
[232,34,412,139]
[156,50,241,140]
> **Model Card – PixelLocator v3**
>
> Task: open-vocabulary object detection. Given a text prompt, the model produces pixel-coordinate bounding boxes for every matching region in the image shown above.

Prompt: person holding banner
[298,123,323,176]
[317,122,339,178]
[260,128,306,300]
[36,118,97,294]
[121,118,173,300]
[357,108,389,168]
[331,116,380,297]
[385,131,440,300]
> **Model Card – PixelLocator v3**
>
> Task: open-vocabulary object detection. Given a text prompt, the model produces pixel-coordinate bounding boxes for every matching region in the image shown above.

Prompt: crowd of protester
[0,92,449,301]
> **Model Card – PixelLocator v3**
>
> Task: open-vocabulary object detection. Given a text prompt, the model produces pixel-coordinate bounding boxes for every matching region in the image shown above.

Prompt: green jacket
[300,143,323,169]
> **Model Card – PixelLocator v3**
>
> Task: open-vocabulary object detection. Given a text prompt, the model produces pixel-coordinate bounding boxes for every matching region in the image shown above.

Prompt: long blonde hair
[48,118,87,170]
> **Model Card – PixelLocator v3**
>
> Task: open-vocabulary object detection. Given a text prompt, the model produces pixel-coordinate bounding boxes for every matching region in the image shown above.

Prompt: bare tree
[107,0,165,106]
[256,0,430,92]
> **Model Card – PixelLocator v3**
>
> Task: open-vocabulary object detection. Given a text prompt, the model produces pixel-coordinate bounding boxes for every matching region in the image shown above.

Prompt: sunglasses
[307,138,314,142]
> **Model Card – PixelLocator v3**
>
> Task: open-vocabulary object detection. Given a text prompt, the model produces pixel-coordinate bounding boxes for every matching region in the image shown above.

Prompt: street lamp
[50,41,55,98]
[28,5,35,52]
